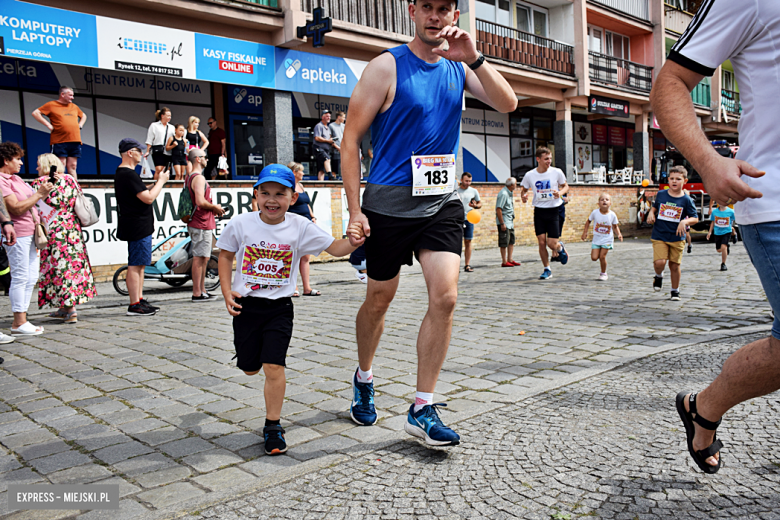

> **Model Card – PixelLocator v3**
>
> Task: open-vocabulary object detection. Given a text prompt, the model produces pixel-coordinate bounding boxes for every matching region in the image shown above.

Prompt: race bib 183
[241,246,293,286]
[411,154,456,196]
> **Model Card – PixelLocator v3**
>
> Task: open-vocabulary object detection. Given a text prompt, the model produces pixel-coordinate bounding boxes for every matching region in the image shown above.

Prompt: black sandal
[676,391,724,474]
[464,265,474,272]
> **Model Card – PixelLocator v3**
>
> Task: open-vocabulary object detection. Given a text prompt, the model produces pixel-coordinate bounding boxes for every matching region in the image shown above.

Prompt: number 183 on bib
[411,154,456,196]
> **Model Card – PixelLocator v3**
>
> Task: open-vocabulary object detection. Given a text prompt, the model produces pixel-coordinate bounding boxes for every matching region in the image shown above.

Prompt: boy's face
[255,182,298,221]
[598,195,611,209]
[668,173,684,191]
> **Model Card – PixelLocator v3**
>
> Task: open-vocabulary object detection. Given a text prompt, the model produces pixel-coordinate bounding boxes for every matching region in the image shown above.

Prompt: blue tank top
[368,45,465,188]
[288,189,313,220]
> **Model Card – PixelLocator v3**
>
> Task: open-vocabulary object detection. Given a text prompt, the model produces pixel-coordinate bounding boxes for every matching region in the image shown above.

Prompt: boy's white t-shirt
[589,209,619,246]
[520,167,567,208]
[216,212,335,299]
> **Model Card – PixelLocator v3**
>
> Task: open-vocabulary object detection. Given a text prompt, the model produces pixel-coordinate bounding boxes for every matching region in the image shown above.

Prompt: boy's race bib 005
[241,246,293,286]
[714,216,730,227]
[658,203,683,222]
[411,154,456,196]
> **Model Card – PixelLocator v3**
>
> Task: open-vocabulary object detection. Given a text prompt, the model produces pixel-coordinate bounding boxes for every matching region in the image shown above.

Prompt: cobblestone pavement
[185,332,780,520]
[0,239,773,519]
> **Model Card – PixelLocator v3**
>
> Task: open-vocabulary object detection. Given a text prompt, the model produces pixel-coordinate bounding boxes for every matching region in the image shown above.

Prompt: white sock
[672,287,679,292]
[601,272,606,276]
[413,392,433,413]
[655,272,663,278]
[544,266,551,271]
[356,366,373,383]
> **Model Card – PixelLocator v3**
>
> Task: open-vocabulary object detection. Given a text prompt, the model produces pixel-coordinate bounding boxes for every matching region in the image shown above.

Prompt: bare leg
[299,255,311,294]
[415,250,460,393]
[318,171,325,181]
[191,256,207,297]
[547,237,560,259]
[537,234,550,267]
[669,261,681,288]
[507,244,514,263]
[154,165,165,181]
[653,259,666,276]
[599,249,608,273]
[126,265,144,303]
[499,246,507,264]
[356,274,400,372]
[262,364,286,421]
[12,311,28,329]
[590,249,600,263]
[721,245,728,264]
[174,165,184,181]
[464,239,472,266]
[685,335,780,467]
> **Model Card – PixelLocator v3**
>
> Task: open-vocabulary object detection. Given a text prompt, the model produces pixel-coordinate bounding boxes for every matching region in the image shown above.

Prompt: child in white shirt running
[581,193,623,280]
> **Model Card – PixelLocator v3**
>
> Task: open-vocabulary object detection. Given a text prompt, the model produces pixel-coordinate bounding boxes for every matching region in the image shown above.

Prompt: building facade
[0,0,736,181]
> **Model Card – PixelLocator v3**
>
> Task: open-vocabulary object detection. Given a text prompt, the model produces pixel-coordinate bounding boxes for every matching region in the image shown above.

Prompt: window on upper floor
[476,0,511,27]
[723,70,734,91]
[588,25,630,60]
[516,2,548,38]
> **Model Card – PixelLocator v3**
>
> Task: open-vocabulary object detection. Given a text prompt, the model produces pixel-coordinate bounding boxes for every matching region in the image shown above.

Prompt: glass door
[229,114,264,181]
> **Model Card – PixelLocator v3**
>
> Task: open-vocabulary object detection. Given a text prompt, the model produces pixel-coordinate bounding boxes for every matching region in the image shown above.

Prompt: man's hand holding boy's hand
[347,221,365,244]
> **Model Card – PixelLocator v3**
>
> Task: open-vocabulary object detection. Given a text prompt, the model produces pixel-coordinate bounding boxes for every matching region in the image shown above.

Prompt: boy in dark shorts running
[217,164,362,455]
[520,147,570,280]
[340,0,517,446]
[707,201,735,271]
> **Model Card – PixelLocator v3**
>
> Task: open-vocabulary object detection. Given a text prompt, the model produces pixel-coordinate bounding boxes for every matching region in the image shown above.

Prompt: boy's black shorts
[233,297,293,372]
[534,206,561,238]
[714,233,732,250]
[363,199,463,281]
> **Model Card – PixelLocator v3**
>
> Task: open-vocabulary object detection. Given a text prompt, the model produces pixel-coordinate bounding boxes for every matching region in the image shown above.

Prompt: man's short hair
[536,146,551,158]
[413,0,458,7]
[335,111,345,119]
[669,165,688,178]
[59,86,73,94]
[461,172,472,179]
[188,148,206,162]
[505,177,517,186]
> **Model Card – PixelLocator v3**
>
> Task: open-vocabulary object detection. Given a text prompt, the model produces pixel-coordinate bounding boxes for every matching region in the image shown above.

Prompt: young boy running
[647,165,699,301]
[520,147,570,280]
[218,164,362,455]
[581,192,622,280]
[707,201,735,271]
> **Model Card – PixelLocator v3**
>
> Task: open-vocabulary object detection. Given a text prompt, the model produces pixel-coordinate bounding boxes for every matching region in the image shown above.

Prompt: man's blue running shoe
[404,403,460,446]
[350,368,377,426]
[557,242,569,265]
[539,269,553,280]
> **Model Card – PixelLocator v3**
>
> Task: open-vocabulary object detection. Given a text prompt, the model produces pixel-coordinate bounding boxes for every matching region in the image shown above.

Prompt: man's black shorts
[314,147,331,172]
[534,206,561,238]
[233,297,293,372]
[714,233,732,250]
[363,199,463,281]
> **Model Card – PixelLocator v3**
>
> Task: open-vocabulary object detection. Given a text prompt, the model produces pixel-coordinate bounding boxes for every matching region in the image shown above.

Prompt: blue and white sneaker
[557,242,569,265]
[539,268,553,280]
[404,403,460,446]
[350,368,377,426]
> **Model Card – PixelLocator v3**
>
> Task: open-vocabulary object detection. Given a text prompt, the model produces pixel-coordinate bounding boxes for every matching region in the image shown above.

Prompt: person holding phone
[31,154,96,324]
[115,138,170,316]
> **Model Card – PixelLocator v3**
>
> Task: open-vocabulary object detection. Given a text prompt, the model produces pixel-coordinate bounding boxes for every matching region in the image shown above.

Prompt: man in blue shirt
[647,166,699,301]
[340,0,517,446]
[707,202,736,271]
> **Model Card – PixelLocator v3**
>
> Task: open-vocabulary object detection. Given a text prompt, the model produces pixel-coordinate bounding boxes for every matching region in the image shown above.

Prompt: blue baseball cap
[118,138,145,154]
[253,164,296,189]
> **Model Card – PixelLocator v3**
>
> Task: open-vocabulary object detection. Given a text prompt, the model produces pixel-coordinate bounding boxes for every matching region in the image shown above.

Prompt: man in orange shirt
[31,86,87,179]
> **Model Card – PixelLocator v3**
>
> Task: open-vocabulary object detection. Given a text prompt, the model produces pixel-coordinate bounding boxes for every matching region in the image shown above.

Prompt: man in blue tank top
[341,0,517,446]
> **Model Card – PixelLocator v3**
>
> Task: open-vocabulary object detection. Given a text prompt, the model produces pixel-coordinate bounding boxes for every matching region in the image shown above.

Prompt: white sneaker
[0,332,14,344]
[598,273,608,281]
[355,271,368,284]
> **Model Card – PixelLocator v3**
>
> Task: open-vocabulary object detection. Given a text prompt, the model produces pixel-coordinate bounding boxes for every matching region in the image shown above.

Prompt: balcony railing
[589,51,653,92]
[590,0,649,21]
[691,81,710,108]
[240,0,278,6]
[664,3,693,35]
[301,0,414,36]
[476,19,575,76]
[721,89,741,116]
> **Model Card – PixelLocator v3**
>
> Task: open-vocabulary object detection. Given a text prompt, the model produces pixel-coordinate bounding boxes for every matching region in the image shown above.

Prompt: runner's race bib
[594,222,611,235]
[537,188,555,201]
[714,216,730,227]
[240,246,293,286]
[658,203,683,222]
[411,154,456,196]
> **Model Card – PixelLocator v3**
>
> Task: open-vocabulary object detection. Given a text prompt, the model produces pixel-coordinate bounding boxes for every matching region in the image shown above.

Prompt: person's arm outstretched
[613,223,623,242]
[581,219,590,242]
[218,250,242,317]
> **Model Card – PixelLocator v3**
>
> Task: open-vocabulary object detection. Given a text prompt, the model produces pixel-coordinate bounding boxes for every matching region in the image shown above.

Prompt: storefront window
[510,116,531,136]
[533,119,552,140]
[232,116,264,179]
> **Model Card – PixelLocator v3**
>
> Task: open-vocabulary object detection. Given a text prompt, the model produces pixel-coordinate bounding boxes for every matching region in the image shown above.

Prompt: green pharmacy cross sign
[297,7,332,48]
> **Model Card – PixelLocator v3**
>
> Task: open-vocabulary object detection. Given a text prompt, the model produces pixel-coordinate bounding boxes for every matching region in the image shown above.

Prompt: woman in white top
[144,107,175,180]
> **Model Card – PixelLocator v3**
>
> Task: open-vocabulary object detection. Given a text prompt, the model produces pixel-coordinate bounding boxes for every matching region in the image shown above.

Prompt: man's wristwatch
[468,52,485,71]
[1,222,14,227]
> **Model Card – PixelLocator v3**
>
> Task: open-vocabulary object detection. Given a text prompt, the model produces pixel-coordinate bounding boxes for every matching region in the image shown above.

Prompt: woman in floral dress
[31,154,96,323]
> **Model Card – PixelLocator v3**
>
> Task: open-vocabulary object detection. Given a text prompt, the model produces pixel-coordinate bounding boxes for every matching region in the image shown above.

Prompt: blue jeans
[741,222,780,339]
[463,219,474,240]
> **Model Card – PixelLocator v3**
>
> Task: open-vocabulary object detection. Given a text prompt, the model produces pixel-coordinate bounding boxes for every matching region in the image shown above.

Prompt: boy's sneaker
[355,271,368,284]
[557,242,569,265]
[191,294,212,303]
[263,425,287,455]
[598,273,608,281]
[670,290,681,301]
[687,244,692,254]
[539,269,552,280]
[720,263,728,271]
[127,303,156,316]
[139,299,159,311]
[404,403,460,446]
[653,275,663,292]
[350,368,377,426]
